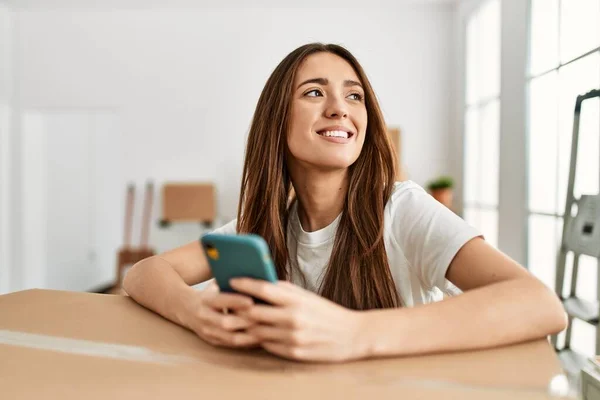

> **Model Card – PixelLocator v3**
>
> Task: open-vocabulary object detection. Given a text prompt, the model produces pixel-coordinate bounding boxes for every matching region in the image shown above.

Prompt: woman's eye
[348,93,363,101]
[305,89,323,97]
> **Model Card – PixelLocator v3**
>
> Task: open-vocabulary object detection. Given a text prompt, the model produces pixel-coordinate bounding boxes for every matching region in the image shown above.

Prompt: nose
[324,95,348,119]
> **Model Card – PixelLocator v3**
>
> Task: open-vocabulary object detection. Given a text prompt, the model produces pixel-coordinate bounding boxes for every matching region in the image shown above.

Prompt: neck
[289,166,348,232]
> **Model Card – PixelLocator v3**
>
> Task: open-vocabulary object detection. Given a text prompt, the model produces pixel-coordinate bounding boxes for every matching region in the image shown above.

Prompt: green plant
[427,176,454,191]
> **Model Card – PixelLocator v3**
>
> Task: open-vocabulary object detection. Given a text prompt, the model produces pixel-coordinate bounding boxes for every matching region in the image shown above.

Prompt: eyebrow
[296,78,363,90]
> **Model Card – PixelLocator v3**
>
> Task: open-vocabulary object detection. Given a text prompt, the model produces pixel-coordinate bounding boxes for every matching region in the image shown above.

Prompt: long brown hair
[236,43,400,310]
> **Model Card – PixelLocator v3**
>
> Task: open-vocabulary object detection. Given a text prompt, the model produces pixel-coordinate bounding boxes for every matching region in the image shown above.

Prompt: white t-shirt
[210,181,482,307]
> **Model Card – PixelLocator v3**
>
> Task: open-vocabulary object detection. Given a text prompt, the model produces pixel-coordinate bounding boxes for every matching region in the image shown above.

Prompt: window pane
[479,100,499,206]
[479,0,501,99]
[574,98,600,199]
[571,318,596,357]
[557,54,600,213]
[479,209,498,248]
[528,72,558,213]
[466,14,479,105]
[560,0,600,63]
[464,108,480,204]
[464,207,498,248]
[576,255,599,302]
[463,207,480,230]
[466,0,500,104]
[530,0,559,75]
[528,214,560,290]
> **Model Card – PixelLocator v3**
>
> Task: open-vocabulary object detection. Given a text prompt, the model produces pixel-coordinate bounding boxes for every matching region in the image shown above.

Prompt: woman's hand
[183,281,260,348]
[230,278,369,362]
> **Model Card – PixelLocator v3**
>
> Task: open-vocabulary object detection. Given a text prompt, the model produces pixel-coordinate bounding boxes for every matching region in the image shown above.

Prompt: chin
[313,157,358,171]
[289,149,360,171]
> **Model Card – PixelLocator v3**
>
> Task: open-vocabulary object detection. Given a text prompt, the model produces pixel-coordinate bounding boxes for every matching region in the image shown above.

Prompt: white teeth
[321,130,349,138]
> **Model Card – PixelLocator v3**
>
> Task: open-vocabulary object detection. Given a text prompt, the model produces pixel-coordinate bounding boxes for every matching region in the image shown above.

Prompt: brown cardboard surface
[162,182,216,223]
[387,127,406,181]
[0,289,568,399]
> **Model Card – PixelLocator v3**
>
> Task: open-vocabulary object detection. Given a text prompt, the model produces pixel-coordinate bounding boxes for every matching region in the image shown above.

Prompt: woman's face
[287,52,367,171]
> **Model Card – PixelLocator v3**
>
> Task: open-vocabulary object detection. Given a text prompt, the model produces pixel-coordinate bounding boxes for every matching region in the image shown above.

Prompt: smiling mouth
[316,130,354,139]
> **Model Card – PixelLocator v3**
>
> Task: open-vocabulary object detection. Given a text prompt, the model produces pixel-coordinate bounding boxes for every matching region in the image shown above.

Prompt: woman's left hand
[229,278,369,362]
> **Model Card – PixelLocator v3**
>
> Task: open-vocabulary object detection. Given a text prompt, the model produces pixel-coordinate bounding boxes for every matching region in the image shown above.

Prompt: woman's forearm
[123,257,197,329]
[361,277,567,358]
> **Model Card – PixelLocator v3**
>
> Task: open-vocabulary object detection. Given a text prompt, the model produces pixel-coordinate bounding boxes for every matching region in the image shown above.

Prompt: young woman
[123,43,566,363]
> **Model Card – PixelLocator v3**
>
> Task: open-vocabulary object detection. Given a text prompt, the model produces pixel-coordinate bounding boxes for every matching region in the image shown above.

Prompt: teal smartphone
[200,233,278,301]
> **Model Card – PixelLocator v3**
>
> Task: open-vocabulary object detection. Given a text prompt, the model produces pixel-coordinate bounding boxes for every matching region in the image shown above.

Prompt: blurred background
[0,0,599,383]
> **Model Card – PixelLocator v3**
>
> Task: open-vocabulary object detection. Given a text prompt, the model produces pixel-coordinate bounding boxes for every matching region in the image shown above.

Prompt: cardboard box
[387,127,406,181]
[0,289,568,399]
[162,183,216,224]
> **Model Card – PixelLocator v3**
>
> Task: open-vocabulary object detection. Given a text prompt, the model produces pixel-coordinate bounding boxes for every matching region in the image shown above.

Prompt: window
[528,0,600,355]
[527,0,600,292]
[464,0,501,248]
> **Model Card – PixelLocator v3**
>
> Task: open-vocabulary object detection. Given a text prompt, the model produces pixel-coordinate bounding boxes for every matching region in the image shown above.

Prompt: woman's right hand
[183,281,261,348]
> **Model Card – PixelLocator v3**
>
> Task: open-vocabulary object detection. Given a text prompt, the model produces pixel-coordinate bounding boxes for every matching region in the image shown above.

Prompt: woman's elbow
[549,306,568,334]
[544,304,568,335]
[121,270,134,296]
[536,281,568,335]
[122,260,143,296]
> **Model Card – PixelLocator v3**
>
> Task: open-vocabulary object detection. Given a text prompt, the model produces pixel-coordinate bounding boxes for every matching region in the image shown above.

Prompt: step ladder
[552,88,600,375]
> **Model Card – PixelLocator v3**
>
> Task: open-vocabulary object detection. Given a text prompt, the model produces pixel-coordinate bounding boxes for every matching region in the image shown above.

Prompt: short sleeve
[388,181,482,290]
[209,219,237,235]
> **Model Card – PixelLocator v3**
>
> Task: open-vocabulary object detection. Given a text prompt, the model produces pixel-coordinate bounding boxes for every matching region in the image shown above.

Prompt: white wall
[0,3,13,294]
[8,4,458,290]
[20,111,124,292]
[15,5,457,193]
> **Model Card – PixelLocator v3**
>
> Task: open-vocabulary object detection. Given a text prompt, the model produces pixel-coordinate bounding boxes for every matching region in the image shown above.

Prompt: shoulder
[384,179,481,254]
[383,180,438,256]
[385,179,474,234]
[383,181,482,291]
[389,180,428,198]
[209,218,237,235]
[385,180,436,215]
